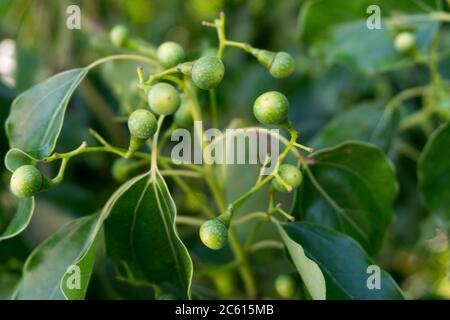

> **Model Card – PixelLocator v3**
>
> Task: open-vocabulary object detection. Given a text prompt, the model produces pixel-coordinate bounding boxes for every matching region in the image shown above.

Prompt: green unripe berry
[199,219,228,250]
[394,32,416,54]
[191,56,224,90]
[10,165,42,198]
[270,52,295,78]
[253,91,289,125]
[253,49,295,78]
[128,109,157,140]
[272,164,302,193]
[112,158,137,182]
[157,41,185,68]
[174,100,194,128]
[110,25,129,47]
[275,274,297,298]
[147,82,181,115]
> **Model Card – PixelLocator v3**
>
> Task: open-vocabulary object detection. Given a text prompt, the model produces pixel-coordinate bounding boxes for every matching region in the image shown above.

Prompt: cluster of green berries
[10,165,43,198]
[275,274,297,298]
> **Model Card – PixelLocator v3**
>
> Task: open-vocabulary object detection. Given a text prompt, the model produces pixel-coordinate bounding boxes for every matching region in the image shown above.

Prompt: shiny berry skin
[191,56,224,90]
[270,52,295,78]
[109,25,129,47]
[156,41,185,68]
[147,82,181,115]
[272,164,302,193]
[275,275,297,298]
[199,219,228,250]
[128,109,157,140]
[10,165,42,198]
[253,91,289,125]
[174,100,194,128]
[394,32,416,53]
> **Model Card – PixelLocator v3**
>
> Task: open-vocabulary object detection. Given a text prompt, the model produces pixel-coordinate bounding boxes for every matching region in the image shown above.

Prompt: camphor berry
[394,32,416,54]
[270,52,295,78]
[110,25,129,47]
[112,158,137,182]
[254,49,295,78]
[199,219,228,250]
[253,91,289,125]
[157,41,185,68]
[10,165,43,198]
[174,100,194,128]
[272,164,302,193]
[147,82,181,115]
[275,274,297,298]
[191,56,224,90]
[128,109,157,140]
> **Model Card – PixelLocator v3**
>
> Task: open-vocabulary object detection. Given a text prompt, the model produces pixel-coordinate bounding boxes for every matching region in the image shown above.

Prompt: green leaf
[282,222,404,300]
[0,273,20,300]
[418,122,450,218]
[13,214,99,300]
[275,221,326,300]
[293,142,398,254]
[311,103,400,151]
[5,68,88,159]
[299,0,438,75]
[0,198,34,242]
[104,171,193,298]
[4,148,36,172]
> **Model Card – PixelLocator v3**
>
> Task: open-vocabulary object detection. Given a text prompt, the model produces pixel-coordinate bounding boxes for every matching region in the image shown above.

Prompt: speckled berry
[128,109,157,140]
[110,25,129,47]
[253,91,289,125]
[270,52,295,78]
[275,274,297,298]
[147,82,181,115]
[191,56,224,90]
[199,219,228,250]
[157,41,185,68]
[10,165,42,198]
[272,164,302,193]
[394,32,416,54]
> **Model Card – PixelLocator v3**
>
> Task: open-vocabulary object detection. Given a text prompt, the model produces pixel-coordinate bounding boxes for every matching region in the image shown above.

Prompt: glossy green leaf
[293,142,398,254]
[0,198,34,241]
[282,222,404,299]
[13,214,99,300]
[312,103,400,151]
[4,148,36,172]
[104,171,193,298]
[275,221,326,300]
[419,122,450,218]
[299,0,438,75]
[5,68,88,159]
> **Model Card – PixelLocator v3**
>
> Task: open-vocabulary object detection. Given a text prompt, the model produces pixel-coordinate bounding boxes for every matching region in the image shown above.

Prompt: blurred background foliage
[0,0,449,299]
